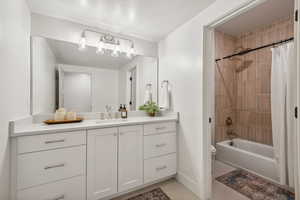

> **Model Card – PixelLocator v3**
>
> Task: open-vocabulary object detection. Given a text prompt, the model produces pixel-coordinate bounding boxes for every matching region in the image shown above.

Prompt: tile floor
[112,160,250,200]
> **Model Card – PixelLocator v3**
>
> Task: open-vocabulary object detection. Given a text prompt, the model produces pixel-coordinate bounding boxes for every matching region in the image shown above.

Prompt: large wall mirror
[30,36,158,114]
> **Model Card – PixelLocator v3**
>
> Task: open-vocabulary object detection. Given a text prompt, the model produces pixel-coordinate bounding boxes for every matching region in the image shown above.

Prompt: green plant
[139,101,160,116]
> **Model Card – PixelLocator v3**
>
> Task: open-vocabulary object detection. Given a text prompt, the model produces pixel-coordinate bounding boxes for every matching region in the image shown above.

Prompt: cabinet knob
[113,133,117,136]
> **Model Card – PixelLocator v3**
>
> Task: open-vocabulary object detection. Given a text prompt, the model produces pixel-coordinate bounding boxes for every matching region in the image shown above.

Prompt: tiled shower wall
[215,16,294,146]
[214,31,237,144]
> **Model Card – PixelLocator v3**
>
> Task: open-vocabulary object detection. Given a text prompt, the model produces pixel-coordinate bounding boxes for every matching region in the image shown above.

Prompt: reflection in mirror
[31,36,158,114]
[60,71,92,112]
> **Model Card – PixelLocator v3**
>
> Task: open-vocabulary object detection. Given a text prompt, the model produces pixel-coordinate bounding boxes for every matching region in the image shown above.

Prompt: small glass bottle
[121,104,128,119]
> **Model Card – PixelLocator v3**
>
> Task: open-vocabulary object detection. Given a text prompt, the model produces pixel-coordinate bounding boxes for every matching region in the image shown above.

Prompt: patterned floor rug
[216,169,295,200]
[126,188,171,200]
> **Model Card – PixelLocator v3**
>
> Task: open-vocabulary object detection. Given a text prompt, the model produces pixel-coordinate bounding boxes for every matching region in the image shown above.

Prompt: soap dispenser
[121,104,128,119]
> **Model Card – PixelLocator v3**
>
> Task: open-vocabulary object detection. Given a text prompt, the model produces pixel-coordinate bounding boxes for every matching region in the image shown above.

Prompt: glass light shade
[78,37,86,51]
[96,39,105,54]
[126,51,132,59]
[130,45,135,55]
[111,48,119,57]
[126,44,135,59]
[111,42,120,57]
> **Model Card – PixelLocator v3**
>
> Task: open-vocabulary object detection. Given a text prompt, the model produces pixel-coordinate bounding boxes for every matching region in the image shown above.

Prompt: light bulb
[126,43,135,59]
[111,40,120,57]
[115,41,120,52]
[111,48,119,57]
[126,51,132,59]
[78,32,86,51]
[96,37,105,55]
[130,43,135,55]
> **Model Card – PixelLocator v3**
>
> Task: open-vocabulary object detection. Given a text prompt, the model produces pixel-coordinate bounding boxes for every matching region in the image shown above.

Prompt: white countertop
[11,115,178,137]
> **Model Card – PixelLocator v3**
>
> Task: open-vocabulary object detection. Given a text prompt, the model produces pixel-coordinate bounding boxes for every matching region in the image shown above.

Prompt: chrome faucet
[105,105,114,120]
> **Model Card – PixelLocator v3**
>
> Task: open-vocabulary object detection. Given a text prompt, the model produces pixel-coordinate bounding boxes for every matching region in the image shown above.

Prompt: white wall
[0,0,31,199]
[31,13,158,57]
[158,0,252,198]
[59,64,119,112]
[32,37,57,114]
[119,56,158,109]
[140,57,158,104]
[63,72,92,112]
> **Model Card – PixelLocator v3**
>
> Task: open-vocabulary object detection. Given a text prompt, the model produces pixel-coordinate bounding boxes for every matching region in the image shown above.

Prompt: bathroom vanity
[10,114,178,200]
[9,34,178,200]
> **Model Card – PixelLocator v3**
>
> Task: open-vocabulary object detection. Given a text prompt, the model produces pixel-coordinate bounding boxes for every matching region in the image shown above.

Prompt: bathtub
[216,139,278,182]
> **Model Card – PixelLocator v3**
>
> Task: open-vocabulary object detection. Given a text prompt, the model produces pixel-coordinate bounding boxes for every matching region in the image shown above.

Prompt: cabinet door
[118,125,143,192]
[87,128,118,200]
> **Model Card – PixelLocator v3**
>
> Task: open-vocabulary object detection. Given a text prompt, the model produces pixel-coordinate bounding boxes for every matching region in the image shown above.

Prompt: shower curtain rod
[215,37,294,62]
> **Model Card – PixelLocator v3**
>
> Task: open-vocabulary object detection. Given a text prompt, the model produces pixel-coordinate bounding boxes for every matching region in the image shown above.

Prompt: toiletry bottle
[121,104,128,119]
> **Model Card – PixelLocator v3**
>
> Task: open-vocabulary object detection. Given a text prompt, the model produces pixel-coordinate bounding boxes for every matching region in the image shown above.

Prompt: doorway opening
[129,66,137,111]
[203,0,299,199]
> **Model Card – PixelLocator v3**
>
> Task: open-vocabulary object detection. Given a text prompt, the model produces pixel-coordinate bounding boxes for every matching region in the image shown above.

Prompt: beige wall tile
[215,16,293,146]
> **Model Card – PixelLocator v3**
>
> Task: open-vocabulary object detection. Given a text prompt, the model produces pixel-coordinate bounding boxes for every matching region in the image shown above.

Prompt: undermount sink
[94,119,128,124]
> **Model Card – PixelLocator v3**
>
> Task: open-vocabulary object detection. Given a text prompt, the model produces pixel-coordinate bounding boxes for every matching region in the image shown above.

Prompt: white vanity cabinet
[143,122,177,183]
[11,130,87,200]
[11,118,177,200]
[118,125,143,192]
[87,125,143,200]
[87,128,118,200]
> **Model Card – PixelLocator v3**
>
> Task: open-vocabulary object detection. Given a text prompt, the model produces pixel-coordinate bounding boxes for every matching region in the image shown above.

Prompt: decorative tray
[43,118,84,125]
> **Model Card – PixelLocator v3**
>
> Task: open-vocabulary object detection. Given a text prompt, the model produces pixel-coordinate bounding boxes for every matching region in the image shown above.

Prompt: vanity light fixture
[79,29,135,58]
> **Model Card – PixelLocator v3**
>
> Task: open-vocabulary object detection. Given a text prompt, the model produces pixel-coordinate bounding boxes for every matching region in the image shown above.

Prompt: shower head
[229,57,242,61]
[235,60,253,73]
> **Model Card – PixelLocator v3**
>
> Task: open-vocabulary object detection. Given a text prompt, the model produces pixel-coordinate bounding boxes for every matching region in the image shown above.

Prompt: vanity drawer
[144,122,176,135]
[144,133,176,159]
[17,176,85,200]
[17,130,86,154]
[144,153,177,183]
[17,146,86,190]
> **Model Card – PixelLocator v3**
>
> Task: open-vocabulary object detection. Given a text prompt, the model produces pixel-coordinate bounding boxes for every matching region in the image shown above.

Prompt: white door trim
[202,0,299,199]
[295,0,300,197]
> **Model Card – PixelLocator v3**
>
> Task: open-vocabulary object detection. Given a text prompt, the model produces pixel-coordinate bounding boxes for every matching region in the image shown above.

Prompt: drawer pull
[155,143,167,148]
[156,165,167,171]
[44,163,65,170]
[46,194,65,200]
[44,139,65,144]
[156,127,166,131]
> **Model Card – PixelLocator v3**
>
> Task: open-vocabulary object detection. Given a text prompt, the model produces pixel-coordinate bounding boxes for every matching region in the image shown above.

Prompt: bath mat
[125,188,171,200]
[216,169,295,200]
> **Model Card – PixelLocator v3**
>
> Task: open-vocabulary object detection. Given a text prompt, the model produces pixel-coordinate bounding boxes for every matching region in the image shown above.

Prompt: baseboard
[176,172,200,197]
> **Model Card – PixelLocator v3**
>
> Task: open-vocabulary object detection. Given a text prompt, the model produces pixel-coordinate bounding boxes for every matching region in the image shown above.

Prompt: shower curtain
[271,42,296,187]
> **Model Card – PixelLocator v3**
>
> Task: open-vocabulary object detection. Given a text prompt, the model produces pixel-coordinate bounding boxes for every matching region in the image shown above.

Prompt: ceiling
[47,39,133,69]
[216,0,294,37]
[27,0,215,41]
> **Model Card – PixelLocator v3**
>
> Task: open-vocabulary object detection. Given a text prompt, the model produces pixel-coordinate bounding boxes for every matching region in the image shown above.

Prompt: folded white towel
[159,81,170,110]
